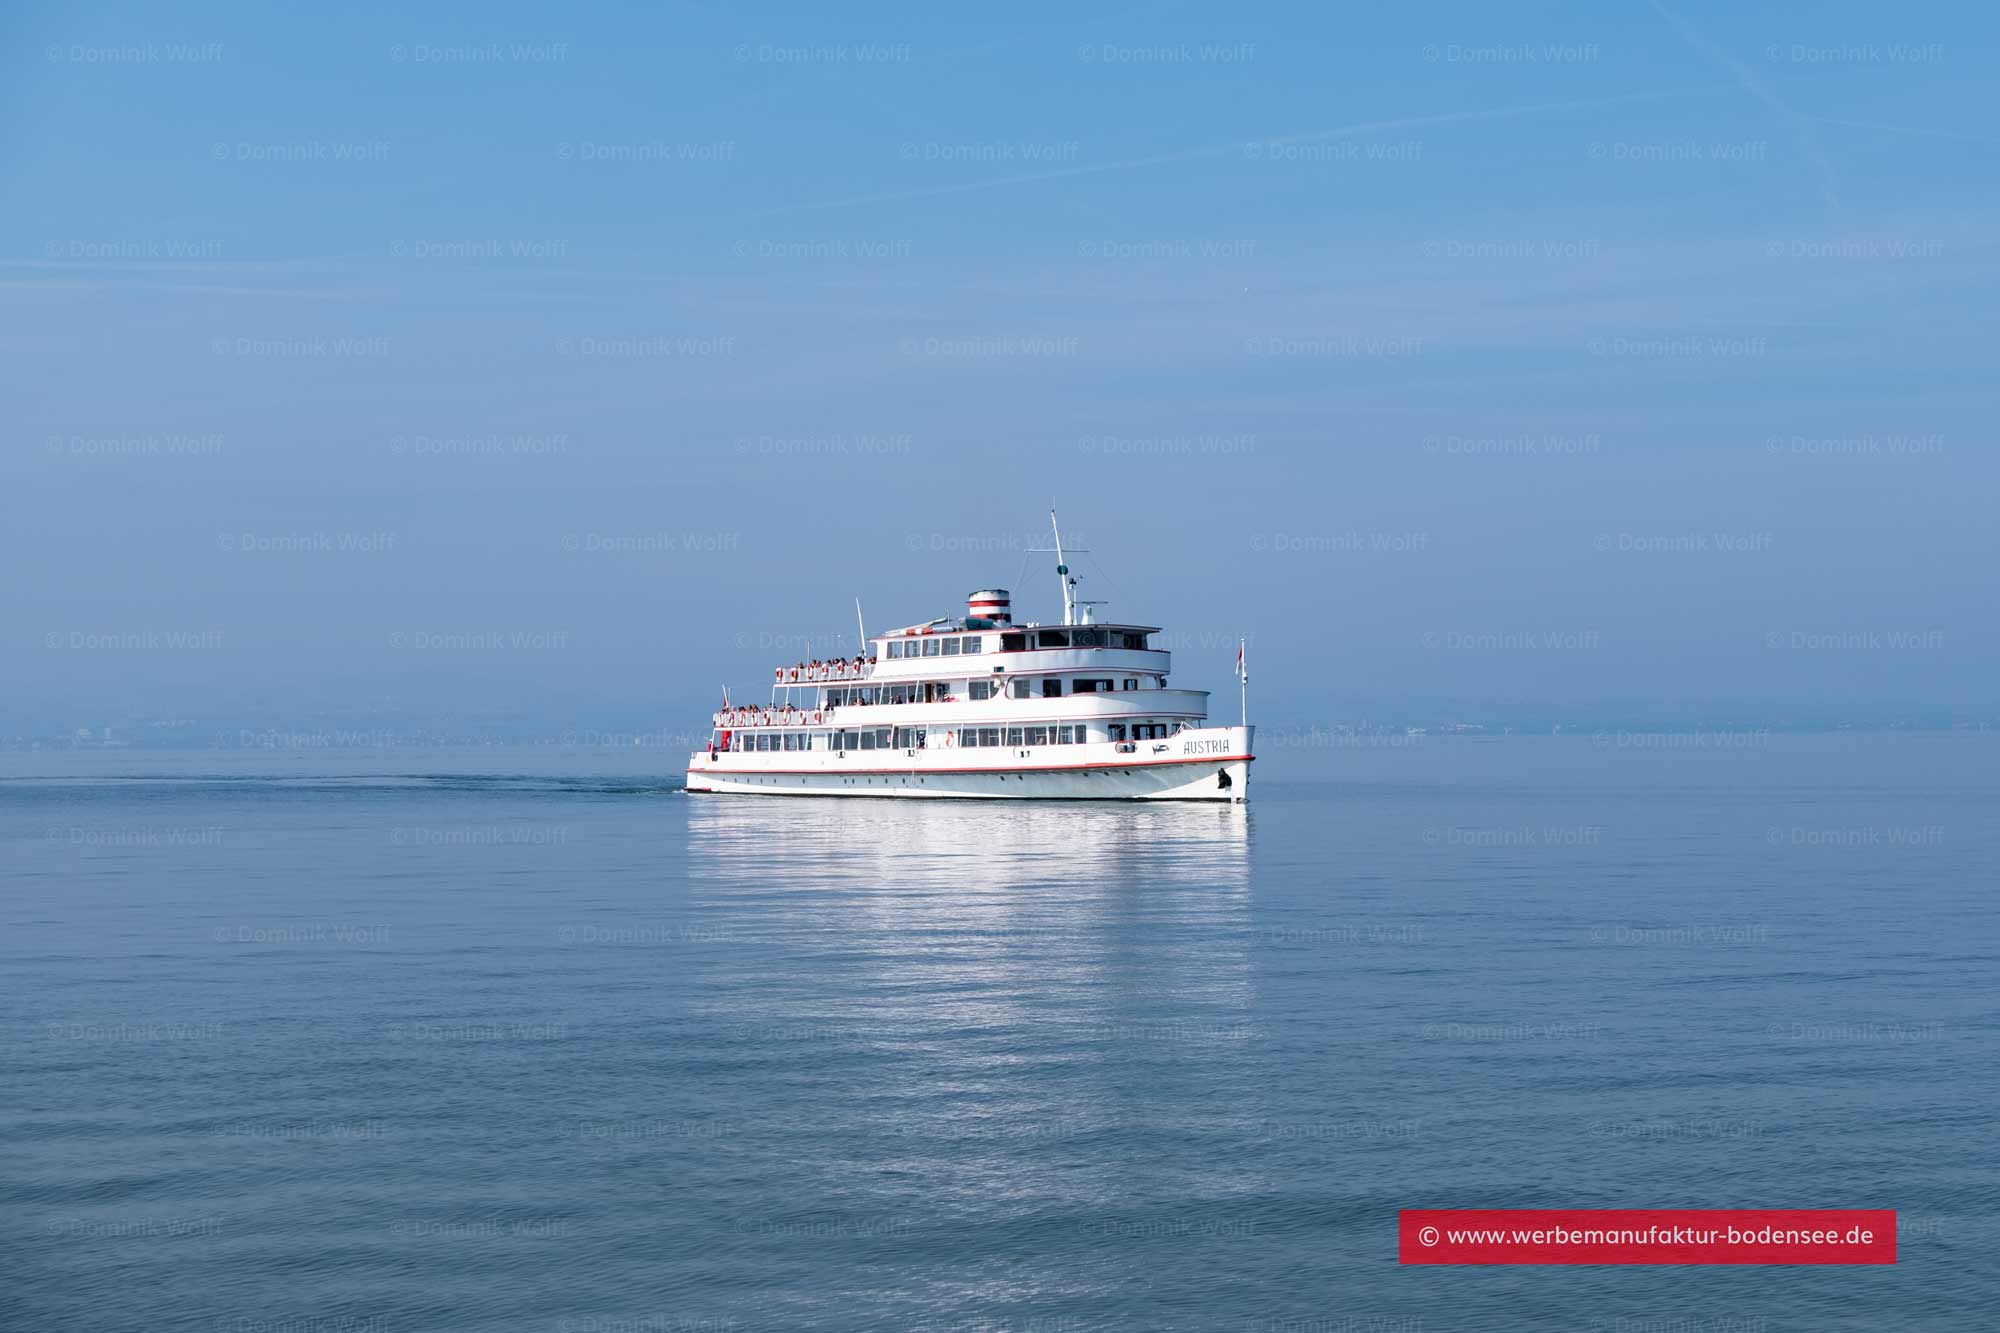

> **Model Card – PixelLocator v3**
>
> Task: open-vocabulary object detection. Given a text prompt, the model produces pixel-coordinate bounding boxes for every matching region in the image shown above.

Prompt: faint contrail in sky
[758,87,1722,217]
[1645,0,1841,208]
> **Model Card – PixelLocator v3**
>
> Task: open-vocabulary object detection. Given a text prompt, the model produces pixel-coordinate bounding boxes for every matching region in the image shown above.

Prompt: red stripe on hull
[685,753,1252,777]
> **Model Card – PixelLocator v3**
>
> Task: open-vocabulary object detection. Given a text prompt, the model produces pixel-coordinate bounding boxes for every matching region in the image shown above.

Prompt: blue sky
[5,1,1996,741]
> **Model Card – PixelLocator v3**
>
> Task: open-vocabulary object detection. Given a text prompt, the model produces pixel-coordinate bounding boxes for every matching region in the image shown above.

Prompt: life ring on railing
[942,730,954,747]
[813,710,823,724]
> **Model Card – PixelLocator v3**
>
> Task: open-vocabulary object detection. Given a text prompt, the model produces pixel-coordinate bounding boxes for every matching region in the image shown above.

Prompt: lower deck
[686,725,1254,802]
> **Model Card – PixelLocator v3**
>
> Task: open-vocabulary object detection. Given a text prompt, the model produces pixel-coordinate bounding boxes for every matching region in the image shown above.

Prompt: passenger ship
[685,516,1254,801]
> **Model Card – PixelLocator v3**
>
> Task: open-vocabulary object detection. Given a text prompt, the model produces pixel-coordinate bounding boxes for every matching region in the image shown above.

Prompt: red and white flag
[1236,639,1247,683]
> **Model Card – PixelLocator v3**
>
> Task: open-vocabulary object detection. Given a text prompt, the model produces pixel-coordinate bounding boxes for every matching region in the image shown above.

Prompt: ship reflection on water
[681,794,1257,1096]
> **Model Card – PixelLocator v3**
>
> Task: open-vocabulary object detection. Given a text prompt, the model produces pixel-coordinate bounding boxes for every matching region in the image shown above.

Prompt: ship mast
[1050,510,1074,626]
[1032,509,1097,625]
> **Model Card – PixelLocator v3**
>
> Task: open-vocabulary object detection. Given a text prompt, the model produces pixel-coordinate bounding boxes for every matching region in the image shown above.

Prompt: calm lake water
[4,735,1995,1330]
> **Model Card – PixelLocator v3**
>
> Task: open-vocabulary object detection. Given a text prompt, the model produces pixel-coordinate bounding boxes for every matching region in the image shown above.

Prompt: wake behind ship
[685,516,1253,801]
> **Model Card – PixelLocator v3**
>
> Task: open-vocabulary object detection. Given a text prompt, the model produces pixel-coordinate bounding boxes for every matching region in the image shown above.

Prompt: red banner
[1399,1209,1895,1265]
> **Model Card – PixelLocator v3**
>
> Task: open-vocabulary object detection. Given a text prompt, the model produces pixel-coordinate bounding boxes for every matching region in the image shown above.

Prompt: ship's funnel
[967,589,1011,626]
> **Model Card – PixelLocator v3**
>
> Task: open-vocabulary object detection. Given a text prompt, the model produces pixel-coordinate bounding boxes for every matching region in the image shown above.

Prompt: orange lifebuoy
[813,710,823,724]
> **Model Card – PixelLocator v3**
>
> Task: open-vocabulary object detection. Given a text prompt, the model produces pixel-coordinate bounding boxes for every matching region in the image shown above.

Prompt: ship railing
[770,661,876,684]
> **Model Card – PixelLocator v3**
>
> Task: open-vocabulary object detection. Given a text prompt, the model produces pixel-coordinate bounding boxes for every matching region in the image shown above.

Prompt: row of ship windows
[825,677,1142,706]
[882,628,1150,658]
[726,721,1184,752]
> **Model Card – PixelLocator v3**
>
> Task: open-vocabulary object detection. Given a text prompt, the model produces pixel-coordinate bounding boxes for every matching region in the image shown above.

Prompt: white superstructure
[685,515,1253,801]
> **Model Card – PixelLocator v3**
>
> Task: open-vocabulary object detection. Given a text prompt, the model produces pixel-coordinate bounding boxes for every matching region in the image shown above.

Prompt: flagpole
[1239,637,1247,727]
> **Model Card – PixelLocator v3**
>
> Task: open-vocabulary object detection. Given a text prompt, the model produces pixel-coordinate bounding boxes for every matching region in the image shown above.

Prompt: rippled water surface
[5,737,1996,1330]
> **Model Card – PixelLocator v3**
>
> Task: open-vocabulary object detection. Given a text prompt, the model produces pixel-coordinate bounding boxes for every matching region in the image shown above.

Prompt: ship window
[1000,633,1026,652]
[978,728,1000,747]
[961,635,982,655]
[860,730,877,750]
[1025,727,1046,746]
[1037,629,1068,648]
[942,638,960,656]
[922,638,940,656]
[1009,679,1030,699]
[1042,679,1063,698]
[1006,727,1024,746]
[887,641,902,659]
[1123,678,1137,690]
[1121,632,1148,650]
[969,680,994,701]
[959,728,977,747]
[1108,724,1126,741]
[1072,629,1104,647]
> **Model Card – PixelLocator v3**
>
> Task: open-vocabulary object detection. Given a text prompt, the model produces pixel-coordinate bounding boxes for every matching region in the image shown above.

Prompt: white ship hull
[687,726,1252,802]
